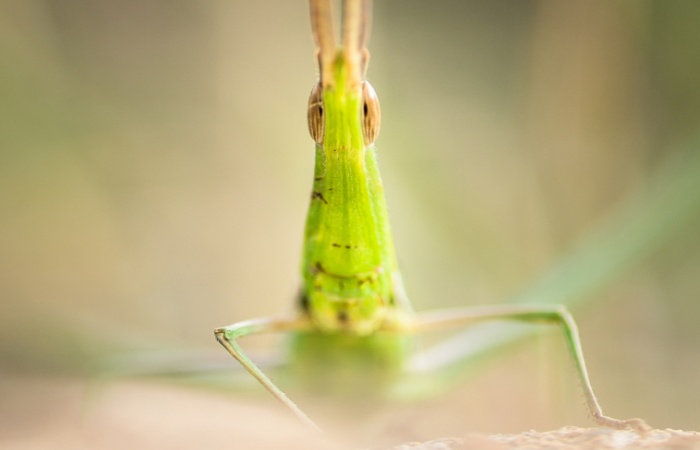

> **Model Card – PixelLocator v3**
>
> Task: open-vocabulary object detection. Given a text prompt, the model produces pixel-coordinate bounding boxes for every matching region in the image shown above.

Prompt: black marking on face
[337,310,348,324]
[331,243,341,248]
[311,191,328,204]
[298,292,309,312]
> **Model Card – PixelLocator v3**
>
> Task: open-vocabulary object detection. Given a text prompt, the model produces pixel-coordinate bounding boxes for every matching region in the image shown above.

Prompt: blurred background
[1,0,700,448]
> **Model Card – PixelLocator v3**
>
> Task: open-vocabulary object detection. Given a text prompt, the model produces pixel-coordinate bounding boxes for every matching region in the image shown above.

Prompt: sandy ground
[0,376,337,450]
[380,428,700,450]
[2,376,699,450]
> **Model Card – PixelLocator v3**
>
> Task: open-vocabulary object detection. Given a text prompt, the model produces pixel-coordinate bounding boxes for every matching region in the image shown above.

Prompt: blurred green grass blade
[513,144,700,309]
[396,134,700,397]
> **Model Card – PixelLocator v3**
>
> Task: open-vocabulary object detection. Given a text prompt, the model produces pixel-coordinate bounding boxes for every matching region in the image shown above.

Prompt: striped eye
[307,82,324,144]
[361,81,381,145]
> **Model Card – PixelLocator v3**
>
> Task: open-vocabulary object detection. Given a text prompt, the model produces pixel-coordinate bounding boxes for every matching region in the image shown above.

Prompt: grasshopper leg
[214,316,320,432]
[406,304,650,431]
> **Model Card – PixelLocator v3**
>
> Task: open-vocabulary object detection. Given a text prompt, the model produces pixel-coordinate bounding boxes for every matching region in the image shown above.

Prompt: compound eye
[307,82,324,144]
[361,81,381,145]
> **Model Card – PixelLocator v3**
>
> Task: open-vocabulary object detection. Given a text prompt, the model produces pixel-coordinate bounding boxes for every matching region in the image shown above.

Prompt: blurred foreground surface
[3,376,698,450]
[0,376,337,450]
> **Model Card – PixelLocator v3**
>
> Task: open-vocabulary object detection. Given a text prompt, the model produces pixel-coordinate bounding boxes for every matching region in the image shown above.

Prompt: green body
[289,46,412,400]
[299,55,406,335]
[289,331,409,401]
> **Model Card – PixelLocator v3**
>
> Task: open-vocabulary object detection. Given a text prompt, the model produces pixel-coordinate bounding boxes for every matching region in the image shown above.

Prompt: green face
[301,51,397,335]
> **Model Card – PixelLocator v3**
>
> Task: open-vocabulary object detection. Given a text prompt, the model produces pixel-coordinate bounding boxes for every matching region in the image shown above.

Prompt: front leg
[214,316,320,431]
[405,304,650,431]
